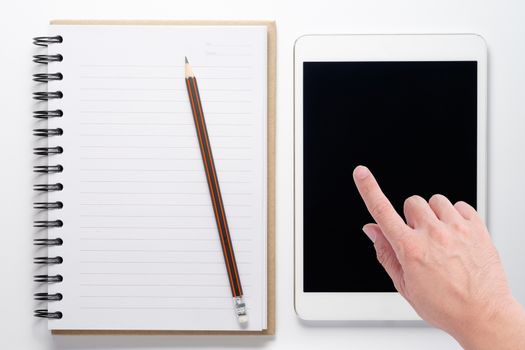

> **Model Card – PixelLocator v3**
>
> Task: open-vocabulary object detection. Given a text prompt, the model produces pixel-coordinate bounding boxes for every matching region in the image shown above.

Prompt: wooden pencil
[184,57,248,324]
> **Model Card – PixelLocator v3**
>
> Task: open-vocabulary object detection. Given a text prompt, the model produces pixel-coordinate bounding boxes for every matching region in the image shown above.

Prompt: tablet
[294,34,487,320]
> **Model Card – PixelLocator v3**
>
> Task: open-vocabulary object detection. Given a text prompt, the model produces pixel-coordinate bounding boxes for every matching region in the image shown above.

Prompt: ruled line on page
[79,238,253,242]
[80,284,232,287]
[78,122,252,126]
[79,214,250,218]
[79,203,252,207]
[78,111,252,115]
[79,261,252,265]
[79,191,252,195]
[79,145,252,150]
[79,249,250,253]
[79,87,252,92]
[79,157,252,161]
[78,295,244,299]
[78,169,254,173]
[79,272,252,276]
[78,294,239,301]
[79,64,253,68]
[207,44,253,48]
[79,307,242,310]
[78,226,252,230]
[80,76,252,80]
[79,180,250,184]
[79,98,252,103]
[79,134,251,138]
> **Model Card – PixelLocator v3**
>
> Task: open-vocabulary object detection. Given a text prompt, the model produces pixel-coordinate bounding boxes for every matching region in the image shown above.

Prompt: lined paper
[46,25,267,331]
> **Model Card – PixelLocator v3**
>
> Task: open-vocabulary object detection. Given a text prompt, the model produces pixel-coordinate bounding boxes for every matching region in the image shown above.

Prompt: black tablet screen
[303,61,477,292]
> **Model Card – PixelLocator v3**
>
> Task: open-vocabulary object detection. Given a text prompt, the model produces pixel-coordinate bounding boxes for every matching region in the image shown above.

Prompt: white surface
[293,34,486,321]
[2,0,524,349]
[43,24,267,331]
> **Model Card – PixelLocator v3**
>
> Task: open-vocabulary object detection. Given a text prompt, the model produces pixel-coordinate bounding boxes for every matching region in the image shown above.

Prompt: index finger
[353,165,410,248]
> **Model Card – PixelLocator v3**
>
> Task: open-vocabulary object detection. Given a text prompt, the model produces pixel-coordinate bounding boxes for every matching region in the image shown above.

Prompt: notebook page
[46,25,267,331]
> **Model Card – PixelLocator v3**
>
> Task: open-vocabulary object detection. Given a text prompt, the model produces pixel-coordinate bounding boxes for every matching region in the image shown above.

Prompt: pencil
[184,57,248,325]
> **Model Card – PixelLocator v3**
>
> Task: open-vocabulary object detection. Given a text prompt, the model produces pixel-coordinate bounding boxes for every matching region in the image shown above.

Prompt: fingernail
[362,226,376,243]
[354,166,370,180]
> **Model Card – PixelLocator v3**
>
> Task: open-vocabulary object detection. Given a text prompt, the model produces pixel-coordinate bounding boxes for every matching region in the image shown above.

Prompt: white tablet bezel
[294,34,487,320]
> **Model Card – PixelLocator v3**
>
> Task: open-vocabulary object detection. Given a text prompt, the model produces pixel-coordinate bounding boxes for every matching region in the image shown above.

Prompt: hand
[352,165,525,350]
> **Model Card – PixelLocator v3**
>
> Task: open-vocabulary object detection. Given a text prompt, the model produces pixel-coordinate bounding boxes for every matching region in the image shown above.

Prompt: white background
[1,0,524,349]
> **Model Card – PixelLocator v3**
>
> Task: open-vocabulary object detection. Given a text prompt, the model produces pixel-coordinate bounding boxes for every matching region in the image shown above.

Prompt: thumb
[363,223,406,296]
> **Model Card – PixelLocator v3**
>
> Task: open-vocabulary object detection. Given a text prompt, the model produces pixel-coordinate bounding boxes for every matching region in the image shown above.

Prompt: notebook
[32,20,275,335]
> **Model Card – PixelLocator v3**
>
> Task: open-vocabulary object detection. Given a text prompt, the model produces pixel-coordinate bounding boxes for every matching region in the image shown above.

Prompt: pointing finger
[353,165,411,251]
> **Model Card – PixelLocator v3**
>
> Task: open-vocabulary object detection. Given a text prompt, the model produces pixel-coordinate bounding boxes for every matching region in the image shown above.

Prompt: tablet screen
[303,61,477,293]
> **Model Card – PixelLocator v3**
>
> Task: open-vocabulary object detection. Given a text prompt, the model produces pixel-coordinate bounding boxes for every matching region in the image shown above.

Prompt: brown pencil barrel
[185,76,243,297]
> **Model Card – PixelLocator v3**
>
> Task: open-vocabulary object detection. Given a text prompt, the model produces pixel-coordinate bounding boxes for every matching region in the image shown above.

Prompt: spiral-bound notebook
[32,20,275,335]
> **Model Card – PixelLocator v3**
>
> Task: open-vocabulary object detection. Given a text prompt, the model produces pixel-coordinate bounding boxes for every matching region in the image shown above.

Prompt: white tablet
[294,34,487,320]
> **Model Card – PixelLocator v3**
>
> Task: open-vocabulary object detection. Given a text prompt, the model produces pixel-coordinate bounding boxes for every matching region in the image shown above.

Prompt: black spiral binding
[34,274,63,282]
[34,292,64,301]
[33,73,63,83]
[34,220,63,228]
[34,238,63,246]
[33,91,63,101]
[34,256,63,264]
[33,35,63,320]
[33,54,63,64]
[33,146,64,155]
[33,110,63,119]
[33,36,63,46]
[33,183,63,191]
[34,310,63,319]
[34,202,64,209]
[33,128,64,137]
[34,165,63,173]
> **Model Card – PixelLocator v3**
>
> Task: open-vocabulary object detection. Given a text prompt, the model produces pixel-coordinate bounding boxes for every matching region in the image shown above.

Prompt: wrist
[454,296,525,350]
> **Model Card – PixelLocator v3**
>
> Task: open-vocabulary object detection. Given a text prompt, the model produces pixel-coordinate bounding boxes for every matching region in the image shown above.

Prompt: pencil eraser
[238,315,249,324]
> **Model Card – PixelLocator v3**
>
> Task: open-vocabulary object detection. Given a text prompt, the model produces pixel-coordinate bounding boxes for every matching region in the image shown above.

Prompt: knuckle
[428,223,445,236]
[451,221,470,235]
[361,181,374,196]
[370,200,390,218]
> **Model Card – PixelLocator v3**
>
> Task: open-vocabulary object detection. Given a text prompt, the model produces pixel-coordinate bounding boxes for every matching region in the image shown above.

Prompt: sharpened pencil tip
[185,56,189,64]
